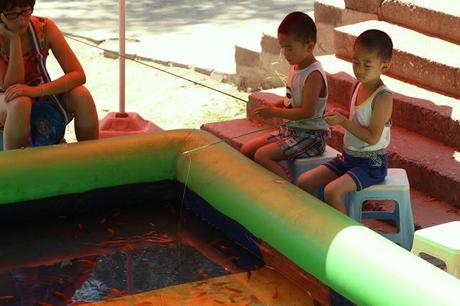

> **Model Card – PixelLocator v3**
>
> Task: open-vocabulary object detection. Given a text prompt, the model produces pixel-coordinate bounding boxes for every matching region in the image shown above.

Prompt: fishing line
[181,115,325,155]
[64,34,248,103]
[66,34,329,275]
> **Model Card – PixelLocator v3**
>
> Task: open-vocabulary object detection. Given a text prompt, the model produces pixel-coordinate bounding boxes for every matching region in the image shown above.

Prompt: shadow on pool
[0,181,263,305]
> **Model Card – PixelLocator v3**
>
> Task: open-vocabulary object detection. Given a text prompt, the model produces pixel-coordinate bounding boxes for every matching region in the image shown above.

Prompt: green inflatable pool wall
[0,129,458,305]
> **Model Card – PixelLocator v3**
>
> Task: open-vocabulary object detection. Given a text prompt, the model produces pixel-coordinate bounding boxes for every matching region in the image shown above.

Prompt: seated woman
[0,0,98,150]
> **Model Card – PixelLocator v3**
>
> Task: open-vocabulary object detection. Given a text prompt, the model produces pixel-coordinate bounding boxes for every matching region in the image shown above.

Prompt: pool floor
[0,184,314,305]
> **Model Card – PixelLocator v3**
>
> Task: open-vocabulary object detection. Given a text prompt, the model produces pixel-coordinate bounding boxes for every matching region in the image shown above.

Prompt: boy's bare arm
[255,71,323,121]
[328,93,392,145]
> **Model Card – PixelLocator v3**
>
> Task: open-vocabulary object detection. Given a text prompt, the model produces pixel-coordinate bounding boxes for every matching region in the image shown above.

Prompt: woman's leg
[61,86,99,141]
[0,95,33,150]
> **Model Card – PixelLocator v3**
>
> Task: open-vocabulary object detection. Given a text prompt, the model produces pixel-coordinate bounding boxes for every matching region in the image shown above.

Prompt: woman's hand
[0,16,19,40]
[4,84,41,102]
[324,112,347,126]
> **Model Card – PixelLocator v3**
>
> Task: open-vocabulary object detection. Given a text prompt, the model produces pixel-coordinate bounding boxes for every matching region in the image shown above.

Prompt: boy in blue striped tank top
[297,29,393,214]
[240,12,329,181]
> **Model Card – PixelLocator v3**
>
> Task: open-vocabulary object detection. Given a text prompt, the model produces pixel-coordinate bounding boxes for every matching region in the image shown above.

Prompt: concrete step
[318,55,460,149]
[344,0,383,14]
[256,11,315,56]
[314,0,378,27]
[259,5,372,57]
[334,20,460,98]
[244,88,460,207]
[200,118,460,226]
[201,118,276,151]
[380,0,460,45]
[235,45,261,68]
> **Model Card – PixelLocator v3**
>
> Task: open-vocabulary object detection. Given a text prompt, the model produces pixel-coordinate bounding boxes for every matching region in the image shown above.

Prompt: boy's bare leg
[0,96,33,150]
[297,165,338,194]
[324,174,357,214]
[240,133,271,159]
[62,86,99,141]
[254,142,289,180]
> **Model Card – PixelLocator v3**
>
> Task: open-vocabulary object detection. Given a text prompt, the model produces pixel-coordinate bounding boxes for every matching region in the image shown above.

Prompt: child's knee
[240,143,252,157]
[254,148,269,164]
[297,175,313,192]
[324,183,342,202]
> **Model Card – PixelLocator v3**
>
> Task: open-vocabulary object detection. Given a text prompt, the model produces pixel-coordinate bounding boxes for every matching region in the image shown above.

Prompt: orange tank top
[0,16,49,87]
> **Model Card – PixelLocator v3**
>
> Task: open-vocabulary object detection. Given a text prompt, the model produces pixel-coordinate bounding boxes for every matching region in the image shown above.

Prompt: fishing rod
[64,34,248,103]
[65,33,326,155]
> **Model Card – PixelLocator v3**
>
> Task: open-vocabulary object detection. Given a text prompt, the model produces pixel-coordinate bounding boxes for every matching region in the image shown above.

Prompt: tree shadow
[37,0,314,35]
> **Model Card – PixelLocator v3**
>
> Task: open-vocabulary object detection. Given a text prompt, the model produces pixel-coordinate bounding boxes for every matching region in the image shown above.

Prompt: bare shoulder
[375,90,393,106]
[304,70,324,88]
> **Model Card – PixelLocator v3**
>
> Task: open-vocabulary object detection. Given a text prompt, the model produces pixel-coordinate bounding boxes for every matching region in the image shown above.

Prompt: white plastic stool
[348,168,414,250]
[411,221,460,278]
[290,145,340,183]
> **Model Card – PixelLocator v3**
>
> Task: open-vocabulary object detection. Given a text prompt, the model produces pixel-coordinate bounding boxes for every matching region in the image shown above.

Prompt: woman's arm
[40,18,86,96]
[255,71,324,121]
[326,93,393,145]
[0,18,25,89]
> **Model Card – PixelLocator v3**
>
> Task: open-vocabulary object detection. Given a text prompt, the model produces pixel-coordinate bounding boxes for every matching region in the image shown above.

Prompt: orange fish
[0,296,14,301]
[53,291,69,301]
[224,286,243,294]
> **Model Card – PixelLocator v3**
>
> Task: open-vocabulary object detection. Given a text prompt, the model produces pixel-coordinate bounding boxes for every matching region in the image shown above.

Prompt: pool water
[0,182,263,305]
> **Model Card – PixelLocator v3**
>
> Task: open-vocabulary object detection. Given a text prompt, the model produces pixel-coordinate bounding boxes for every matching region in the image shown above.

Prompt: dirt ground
[35,0,314,143]
[46,37,248,143]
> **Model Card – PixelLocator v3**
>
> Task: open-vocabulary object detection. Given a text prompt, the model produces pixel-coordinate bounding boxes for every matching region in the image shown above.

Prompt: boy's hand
[254,104,275,118]
[324,112,346,126]
[4,84,39,102]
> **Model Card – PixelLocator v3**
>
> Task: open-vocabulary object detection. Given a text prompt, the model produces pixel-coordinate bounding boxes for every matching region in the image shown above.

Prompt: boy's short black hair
[354,29,393,62]
[278,11,316,44]
[0,0,35,13]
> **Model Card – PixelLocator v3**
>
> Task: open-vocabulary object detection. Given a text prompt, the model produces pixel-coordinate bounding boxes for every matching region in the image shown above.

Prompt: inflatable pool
[0,129,459,305]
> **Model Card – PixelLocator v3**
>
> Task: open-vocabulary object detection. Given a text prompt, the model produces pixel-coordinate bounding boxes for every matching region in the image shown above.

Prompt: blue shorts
[267,126,328,160]
[30,98,67,147]
[325,150,388,191]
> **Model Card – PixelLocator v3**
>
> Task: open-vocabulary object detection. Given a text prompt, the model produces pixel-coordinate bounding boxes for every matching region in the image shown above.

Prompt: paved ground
[34,0,313,142]
[36,1,313,73]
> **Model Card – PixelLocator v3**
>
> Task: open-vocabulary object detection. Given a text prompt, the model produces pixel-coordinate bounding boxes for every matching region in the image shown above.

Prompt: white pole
[119,0,126,114]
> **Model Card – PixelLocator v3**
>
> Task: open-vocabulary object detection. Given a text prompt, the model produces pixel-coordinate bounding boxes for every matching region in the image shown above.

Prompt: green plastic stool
[412,221,460,278]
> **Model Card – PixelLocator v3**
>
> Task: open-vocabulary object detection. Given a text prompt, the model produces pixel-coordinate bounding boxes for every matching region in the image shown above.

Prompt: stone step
[200,118,460,227]
[235,45,261,69]
[334,20,460,98]
[246,55,460,149]
[380,0,460,45]
[244,88,460,207]
[258,6,369,58]
[344,0,383,14]
[318,54,460,149]
[314,0,378,27]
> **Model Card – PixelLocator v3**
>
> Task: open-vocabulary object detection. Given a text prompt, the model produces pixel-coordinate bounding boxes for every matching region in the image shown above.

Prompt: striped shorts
[267,125,329,161]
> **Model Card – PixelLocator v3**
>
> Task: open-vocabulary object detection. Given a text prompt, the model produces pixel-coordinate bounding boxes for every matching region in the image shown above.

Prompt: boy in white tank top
[240,12,329,181]
[297,29,394,214]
